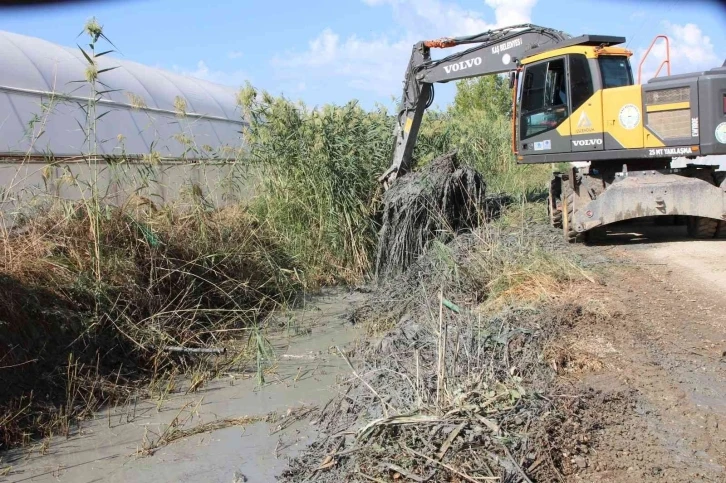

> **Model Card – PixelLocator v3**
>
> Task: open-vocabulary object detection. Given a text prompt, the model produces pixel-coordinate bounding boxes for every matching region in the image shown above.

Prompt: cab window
[599,56,633,88]
[569,54,593,111]
[520,58,568,139]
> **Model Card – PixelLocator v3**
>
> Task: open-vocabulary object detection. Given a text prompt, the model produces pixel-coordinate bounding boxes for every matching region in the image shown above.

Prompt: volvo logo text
[443,57,482,74]
[572,139,602,147]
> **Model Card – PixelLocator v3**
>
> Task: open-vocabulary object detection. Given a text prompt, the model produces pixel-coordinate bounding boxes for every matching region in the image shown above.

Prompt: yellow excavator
[381,24,726,241]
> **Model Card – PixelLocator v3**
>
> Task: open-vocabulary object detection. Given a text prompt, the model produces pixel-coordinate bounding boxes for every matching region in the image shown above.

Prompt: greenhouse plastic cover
[0,30,245,159]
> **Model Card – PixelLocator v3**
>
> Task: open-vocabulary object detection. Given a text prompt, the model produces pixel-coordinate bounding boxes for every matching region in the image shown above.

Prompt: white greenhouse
[0,30,244,159]
[0,30,248,208]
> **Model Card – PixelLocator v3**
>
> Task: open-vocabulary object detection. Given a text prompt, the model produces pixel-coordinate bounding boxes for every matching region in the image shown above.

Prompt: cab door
[567,54,604,153]
[518,56,571,155]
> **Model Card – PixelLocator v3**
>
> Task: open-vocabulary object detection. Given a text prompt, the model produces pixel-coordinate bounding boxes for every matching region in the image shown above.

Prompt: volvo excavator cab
[515,37,637,159]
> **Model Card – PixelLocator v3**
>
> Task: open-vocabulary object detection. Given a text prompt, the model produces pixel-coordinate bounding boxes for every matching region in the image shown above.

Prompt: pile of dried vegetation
[0,200,299,449]
[282,208,603,482]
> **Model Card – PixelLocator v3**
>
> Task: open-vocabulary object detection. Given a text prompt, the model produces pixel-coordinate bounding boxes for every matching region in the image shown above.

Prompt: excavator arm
[380,24,569,186]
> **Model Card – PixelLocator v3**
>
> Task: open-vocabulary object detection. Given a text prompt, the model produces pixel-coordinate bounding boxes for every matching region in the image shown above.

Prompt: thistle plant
[75,17,119,288]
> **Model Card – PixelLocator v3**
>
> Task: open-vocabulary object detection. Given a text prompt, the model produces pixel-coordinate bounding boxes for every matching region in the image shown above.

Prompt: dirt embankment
[280,221,726,483]
[281,221,614,482]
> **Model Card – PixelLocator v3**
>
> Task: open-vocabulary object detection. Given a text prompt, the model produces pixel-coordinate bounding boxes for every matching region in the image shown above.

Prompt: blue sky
[2,0,725,110]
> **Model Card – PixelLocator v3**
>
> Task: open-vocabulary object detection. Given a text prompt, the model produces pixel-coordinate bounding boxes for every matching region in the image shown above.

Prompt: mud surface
[1,289,367,483]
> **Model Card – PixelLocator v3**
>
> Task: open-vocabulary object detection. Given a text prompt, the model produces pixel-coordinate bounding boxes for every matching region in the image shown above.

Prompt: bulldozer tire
[716,221,726,239]
[686,216,719,239]
[562,184,585,244]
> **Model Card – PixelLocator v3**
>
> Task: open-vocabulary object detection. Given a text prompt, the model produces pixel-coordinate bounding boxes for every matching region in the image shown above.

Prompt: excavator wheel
[716,221,726,239]
[547,195,563,229]
[562,183,586,243]
[686,216,719,239]
[548,176,563,229]
[654,215,676,226]
[713,171,725,188]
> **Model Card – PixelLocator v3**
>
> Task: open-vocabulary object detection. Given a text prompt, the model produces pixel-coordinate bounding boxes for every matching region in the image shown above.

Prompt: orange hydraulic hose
[423,38,457,48]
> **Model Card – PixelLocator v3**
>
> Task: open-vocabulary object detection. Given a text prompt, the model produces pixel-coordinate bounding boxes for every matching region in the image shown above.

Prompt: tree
[451,75,511,119]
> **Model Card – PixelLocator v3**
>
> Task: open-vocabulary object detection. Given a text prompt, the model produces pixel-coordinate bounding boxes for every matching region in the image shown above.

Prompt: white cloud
[360,0,537,34]
[272,29,415,97]
[175,60,250,87]
[272,0,538,100]
[634,21,719,82]
[381,0,492,36]
[227,50,243,59]
[665,21,718,66]
[484,0,538,27]
[287,28,341,67]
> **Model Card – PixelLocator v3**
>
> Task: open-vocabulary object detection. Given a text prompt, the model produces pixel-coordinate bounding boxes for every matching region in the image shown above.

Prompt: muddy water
[2,289,366,483]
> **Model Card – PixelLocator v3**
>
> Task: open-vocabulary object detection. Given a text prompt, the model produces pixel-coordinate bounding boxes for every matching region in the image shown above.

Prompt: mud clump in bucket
[375,151,485,281]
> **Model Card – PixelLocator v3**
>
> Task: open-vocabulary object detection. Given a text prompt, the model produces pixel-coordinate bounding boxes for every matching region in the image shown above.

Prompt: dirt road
[567,222,726,482]
[591,222,726,292]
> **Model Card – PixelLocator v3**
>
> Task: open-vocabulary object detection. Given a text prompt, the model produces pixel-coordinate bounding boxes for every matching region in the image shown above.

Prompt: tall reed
[238,86,393,284]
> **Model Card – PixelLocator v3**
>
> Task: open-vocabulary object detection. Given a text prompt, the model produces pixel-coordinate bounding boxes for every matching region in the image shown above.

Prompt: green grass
[473,202,582,308]
[416,110,554,197]
[237,81,555,284]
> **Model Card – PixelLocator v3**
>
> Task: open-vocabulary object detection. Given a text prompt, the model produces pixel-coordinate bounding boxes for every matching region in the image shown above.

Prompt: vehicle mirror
[509,71,516,89]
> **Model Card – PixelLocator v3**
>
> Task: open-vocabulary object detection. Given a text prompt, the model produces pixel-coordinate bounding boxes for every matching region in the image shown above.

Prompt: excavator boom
[380,24,569,185]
